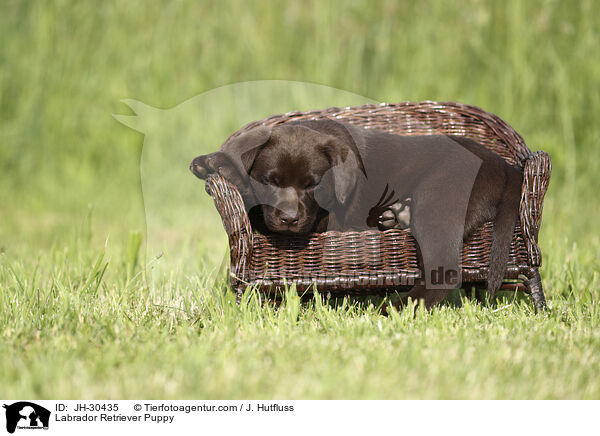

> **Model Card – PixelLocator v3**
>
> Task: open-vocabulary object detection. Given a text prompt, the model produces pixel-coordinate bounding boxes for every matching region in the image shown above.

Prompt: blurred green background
[2,0,600,399]
[2,0,599,249]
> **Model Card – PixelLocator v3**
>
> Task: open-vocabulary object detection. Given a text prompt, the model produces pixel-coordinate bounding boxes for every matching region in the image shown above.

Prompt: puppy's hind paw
[377,198,412,230]
[378,210,398,230]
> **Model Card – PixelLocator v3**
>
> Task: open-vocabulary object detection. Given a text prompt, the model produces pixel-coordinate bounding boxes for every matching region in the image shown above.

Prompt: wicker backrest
[228,101,532,167]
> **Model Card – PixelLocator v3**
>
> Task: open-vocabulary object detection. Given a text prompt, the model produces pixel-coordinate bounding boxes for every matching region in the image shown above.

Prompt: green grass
[2,234,600,399]
[2,0,600,399]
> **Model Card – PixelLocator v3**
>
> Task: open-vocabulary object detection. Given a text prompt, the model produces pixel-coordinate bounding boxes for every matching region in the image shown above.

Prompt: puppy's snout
[274,188,300,226]
[278,209,299,225]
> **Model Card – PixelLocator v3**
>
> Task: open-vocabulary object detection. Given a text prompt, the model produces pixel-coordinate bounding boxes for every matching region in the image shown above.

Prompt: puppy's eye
[303,180,317,189]
[270,176,281,187]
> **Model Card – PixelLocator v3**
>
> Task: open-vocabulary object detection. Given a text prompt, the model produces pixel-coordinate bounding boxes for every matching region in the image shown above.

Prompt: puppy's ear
[318,138,364,205]
[221,125,273,174]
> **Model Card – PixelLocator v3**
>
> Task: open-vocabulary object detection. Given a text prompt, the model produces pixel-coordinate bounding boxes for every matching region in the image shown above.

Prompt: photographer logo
[3,402,50,433]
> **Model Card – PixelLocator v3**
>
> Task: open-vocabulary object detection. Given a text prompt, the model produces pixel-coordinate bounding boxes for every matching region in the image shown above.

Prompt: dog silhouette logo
[3,402,50,433]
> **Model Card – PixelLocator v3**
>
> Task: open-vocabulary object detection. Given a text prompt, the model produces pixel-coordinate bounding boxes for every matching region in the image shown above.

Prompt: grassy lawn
[2,0,600,399]
[2,228,599,399]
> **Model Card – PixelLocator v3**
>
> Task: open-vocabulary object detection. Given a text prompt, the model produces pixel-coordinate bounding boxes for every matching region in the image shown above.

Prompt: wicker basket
[204,101,551,310]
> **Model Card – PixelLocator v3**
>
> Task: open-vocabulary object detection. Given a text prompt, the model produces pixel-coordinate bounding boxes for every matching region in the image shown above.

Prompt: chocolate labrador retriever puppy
[190,119,522,308]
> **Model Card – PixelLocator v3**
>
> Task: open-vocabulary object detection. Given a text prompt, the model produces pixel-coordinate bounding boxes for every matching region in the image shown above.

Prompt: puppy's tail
[487,170,522,298]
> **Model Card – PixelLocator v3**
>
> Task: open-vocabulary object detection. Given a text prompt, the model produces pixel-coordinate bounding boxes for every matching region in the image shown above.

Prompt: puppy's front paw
[190,152,237,181]
[190,154,215,179]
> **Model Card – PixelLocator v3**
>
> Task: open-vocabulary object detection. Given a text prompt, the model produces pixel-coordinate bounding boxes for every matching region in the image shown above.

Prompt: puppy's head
[245,123,364,234]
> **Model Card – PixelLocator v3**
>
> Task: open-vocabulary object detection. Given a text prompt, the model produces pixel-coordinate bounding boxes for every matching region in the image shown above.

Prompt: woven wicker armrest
[519,151,552,267]
[205,174,253,287]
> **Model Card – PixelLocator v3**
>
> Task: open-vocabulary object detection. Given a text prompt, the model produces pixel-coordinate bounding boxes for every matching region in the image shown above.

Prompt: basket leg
[524,269,547,311]
[469,283,487,304]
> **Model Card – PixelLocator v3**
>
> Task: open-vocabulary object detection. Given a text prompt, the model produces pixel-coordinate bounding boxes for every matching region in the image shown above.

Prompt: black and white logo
[3,402,50,433]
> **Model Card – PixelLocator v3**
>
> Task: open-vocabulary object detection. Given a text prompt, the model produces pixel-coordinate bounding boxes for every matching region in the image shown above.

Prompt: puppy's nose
[279,211,299,225]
